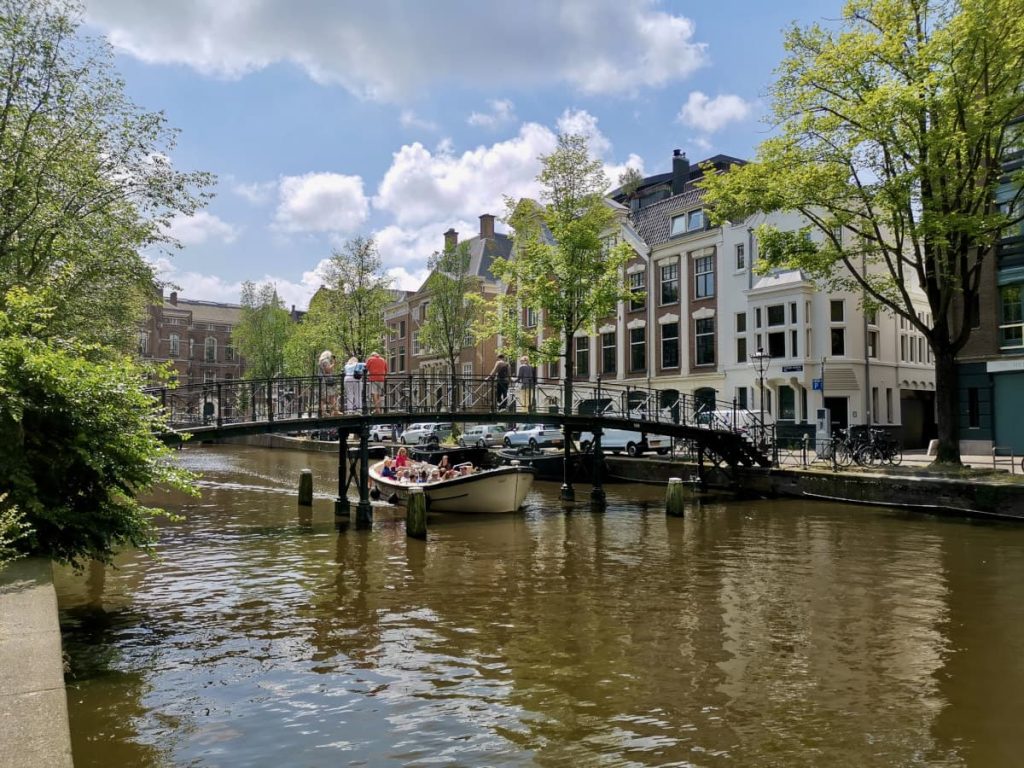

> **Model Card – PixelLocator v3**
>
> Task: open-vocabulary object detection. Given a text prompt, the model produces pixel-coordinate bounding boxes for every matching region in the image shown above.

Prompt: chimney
[444,228,458,250]
[169,290,178,306]
[672,149,690,196]
[479,213,495,239]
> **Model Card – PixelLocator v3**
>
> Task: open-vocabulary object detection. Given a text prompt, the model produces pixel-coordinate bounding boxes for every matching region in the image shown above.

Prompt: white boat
[369,459,535,513]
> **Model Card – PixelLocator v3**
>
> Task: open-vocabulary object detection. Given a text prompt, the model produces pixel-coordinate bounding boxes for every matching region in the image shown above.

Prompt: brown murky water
[55,445,1024,766]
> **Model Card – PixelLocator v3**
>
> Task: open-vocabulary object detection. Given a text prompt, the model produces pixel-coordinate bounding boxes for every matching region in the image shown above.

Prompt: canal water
[55,445,1024,767]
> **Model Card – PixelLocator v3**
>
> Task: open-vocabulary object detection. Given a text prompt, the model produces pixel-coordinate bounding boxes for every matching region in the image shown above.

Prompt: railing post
[732,397,737,434]
[216,382,223,428]
[250,381,257,422]
[267,379,274,423]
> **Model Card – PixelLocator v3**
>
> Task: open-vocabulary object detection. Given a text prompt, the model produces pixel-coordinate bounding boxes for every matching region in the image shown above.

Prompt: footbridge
[146,373,774,523]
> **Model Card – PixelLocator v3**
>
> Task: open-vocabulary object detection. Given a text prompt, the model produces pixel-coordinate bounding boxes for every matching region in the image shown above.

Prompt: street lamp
[749,347,771,449]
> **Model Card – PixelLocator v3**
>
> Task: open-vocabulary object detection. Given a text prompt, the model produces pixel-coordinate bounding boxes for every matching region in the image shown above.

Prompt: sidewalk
[0,559,73,768]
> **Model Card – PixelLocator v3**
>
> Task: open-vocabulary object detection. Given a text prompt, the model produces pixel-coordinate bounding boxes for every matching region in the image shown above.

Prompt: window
[629,271,646,311]
[779,386,796,421]
[669,208,705,236]
[768,331,786,358]
[661,322,679,368]
[660,262,679,305]
[694,252,714,299]
[602,332,616,375]
[525,307,538,328]
[999,286,1024,352]
[462,362,473,378]
[737,387,749,409]
[865,307,878,326]
[137,332,148,356]
[830,299,845,322]
[868,330,879,358]
[399,320,406,339]
[736,313,747,363]
[791,330,798,357]
[421,301,429,320]
[575,336,590,377]
[790,302,798,324]
[767,304,785,327]
[755,307,762,328]
[830,328,845,356]
[399,348,406,372]
[204,336,217,363]
[225,345,235,362]
[629,327,646,371]
[695,318,715,365]
[886,388,894,423]
[735,243,745,270]
[169,334,180,357]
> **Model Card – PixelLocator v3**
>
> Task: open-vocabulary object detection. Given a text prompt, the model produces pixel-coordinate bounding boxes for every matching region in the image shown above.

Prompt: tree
[283,290,333,377]
[491,133,633,497]
[0,288,196,567]
[418,241,484,386]
[320,236,393,360]
[233,281,292,380]
[699,0,1024,465]
[0,0,213,351]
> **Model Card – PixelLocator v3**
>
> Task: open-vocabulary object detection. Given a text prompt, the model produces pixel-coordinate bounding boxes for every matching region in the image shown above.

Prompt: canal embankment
[0,558,73,768]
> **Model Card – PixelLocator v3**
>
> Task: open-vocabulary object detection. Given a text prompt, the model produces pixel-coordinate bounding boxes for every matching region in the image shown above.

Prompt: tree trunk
[932,346,962,465]
[561,330,574,500]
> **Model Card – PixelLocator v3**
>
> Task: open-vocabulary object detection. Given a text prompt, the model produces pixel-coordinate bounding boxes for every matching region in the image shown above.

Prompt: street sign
[812,378,823,391]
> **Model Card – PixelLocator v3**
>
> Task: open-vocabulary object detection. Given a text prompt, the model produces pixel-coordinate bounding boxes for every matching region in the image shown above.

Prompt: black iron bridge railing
[144,373,775,460]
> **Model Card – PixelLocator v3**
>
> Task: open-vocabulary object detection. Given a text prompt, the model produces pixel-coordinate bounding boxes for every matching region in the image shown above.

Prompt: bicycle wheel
[835,441,854,467]
[856,445,882,467]
[886,445,903,466]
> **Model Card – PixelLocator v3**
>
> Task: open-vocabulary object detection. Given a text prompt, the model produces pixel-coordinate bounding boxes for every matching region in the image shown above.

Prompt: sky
[80,0,845,311]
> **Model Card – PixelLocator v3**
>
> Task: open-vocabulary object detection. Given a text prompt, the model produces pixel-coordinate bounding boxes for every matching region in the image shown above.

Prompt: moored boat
[493,446,596,482]
[369,459,535,513]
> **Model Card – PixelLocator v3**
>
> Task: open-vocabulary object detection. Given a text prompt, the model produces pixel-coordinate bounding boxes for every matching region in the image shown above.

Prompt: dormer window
[669,208,705,237]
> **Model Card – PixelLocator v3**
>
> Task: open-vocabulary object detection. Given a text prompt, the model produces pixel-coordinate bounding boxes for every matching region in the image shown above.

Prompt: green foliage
[0,289,196,568]
[490,134,633,367]
[233,281,292,380]
[699,0,1024,463]
[0,0,213,351]
[0,494,28,567]
[418,242,484,374]
[318,236,393,360]
[282,290,332,376]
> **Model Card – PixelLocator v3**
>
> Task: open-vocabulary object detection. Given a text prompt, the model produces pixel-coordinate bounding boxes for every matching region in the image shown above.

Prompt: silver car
[502,424,564,450]
[459,424,506,447]
[400,422,453,445]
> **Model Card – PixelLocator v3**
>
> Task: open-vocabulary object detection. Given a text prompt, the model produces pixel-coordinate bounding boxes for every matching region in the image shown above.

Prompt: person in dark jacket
[516,355,536,412]
[488,354,511,411]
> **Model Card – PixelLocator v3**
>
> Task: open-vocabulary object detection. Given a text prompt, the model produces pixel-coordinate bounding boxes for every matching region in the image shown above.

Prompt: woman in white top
[318,350,337,414]
[343,356,363,412]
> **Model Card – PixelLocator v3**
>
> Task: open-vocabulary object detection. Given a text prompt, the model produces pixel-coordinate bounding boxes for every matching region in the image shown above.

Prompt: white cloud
[400,110,438,132]
[232,180,276,205]
[84,0,708,99]
[162,210,239,246]
[677,91,753,134]
[373,122,558,227]
[557,108,612,158]
[150,256,325,311]
[468,99,517,129]
[386,265,432,292]
[273,172,369,233]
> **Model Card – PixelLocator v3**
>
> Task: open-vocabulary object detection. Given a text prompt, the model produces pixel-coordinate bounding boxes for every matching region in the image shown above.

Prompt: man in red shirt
[365,351,388,413]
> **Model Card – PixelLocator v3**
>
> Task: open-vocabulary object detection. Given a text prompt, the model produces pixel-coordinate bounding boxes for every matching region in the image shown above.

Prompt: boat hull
[370,461,535,513]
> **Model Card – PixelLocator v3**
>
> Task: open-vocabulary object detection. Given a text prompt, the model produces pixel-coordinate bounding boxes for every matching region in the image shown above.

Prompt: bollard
[406,487,427,540]
[666,477,685,517]
[298,469,313,506]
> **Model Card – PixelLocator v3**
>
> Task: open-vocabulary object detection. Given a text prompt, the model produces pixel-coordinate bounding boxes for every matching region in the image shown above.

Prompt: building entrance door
[824,396,848,434]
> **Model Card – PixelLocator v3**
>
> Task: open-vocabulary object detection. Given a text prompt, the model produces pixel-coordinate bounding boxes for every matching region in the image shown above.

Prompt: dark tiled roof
[467,232,512,281]
[629,187,705,246]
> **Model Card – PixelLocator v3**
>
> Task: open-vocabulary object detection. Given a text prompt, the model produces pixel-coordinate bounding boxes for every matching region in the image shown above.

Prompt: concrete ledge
[0,559,73,768]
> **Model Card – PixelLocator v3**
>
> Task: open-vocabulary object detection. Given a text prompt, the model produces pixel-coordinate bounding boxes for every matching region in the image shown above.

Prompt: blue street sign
[812,378,823,391]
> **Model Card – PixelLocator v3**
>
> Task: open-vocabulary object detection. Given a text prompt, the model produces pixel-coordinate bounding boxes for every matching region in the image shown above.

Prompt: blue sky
[82,0,844,310]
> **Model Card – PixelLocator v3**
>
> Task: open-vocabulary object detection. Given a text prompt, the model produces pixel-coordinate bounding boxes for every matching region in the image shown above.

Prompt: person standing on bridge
[488,353,511,411]
[318,350,338,414]
[365,351,388,414]
[516,355,535,412]
[343,355,364,413]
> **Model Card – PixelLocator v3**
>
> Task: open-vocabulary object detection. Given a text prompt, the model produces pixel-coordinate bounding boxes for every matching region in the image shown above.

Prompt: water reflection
[55,445,1024,767]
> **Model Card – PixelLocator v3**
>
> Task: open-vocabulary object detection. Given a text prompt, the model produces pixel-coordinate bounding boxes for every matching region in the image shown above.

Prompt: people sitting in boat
[455,462,474,476]
[380,458,397,479]
[436,455,458,479]
[395,446,409,468]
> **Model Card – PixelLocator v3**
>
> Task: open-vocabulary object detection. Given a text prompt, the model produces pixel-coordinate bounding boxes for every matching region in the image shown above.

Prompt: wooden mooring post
[666,477,685,517]
[298,469,313,506]
[406,487,427,539]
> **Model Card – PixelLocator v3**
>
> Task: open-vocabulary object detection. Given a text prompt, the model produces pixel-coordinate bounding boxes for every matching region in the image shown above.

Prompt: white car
[400,422,453,445]
[577,428,668,457]
[369,424,399,442]
[503,424,564,450]
[459,424,506,447]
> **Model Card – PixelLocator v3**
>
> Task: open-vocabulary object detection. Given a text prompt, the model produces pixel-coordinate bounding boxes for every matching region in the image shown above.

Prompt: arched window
[204,336,217,363]
[169,334,180,357]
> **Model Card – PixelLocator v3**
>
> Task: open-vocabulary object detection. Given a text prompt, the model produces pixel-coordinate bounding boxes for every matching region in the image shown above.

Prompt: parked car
[369,424,400,442]
[503,424,564,450]
[400,422,453,445]
[459,424,506,447]
[576,428,668,457]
